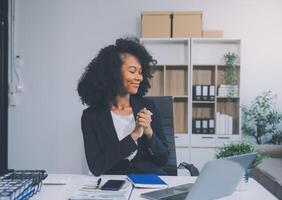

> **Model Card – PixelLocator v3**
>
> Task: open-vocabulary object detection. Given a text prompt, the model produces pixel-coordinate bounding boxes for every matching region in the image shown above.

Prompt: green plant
[241,91,282,144]
[216,142,264,168]
[267,130,282,145]
[224,52,239,86]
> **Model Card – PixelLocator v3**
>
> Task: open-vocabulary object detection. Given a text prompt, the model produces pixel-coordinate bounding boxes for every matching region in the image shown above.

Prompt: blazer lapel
[130,95,144,119]
[97,109,119,144]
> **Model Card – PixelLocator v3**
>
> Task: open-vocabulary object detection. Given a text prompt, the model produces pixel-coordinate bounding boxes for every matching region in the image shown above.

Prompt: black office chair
[145,96,199,176]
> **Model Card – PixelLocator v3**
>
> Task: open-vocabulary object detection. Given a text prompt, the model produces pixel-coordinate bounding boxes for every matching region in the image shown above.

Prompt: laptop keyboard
[141,183,193,200]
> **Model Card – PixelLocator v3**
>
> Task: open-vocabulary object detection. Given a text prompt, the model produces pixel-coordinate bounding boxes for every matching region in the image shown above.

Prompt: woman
[77,38,169,176]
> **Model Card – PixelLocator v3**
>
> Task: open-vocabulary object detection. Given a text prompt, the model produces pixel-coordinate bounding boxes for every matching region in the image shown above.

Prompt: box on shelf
[172,11,203,38]
[202,30,224,38]
[141,11,172,38]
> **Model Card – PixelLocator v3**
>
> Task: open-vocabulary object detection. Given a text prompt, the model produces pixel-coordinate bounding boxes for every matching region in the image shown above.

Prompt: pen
[96,178,102,189]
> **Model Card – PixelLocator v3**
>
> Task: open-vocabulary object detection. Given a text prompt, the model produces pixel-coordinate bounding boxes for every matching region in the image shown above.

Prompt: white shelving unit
[141,38,241,171]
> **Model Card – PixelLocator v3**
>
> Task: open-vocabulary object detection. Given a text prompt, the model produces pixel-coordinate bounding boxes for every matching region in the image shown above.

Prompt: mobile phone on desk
[100,180,125,191]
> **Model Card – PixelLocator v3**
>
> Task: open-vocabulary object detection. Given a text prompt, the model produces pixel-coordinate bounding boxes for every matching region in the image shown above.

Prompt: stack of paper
[69,179,133,200]
[216,112,233,135]
[218,85,239,97]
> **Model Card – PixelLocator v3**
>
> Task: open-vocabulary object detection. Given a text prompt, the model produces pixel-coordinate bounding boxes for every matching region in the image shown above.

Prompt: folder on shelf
[193,85,202,101]
[202,119,208,134]
[193,119,202,134]
[202,85,208,101]
[209,85,215,101]
[208,119,215,134]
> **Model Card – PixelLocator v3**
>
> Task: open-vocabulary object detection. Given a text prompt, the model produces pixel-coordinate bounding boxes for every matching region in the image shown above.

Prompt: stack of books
[216,112,233,135]
[218,85,239,97]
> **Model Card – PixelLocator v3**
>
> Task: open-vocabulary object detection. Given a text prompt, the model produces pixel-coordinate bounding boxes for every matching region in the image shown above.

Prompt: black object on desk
[100,180,126,191]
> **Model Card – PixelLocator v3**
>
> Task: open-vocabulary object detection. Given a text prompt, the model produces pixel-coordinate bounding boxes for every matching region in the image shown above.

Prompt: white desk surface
[32,174,277,200]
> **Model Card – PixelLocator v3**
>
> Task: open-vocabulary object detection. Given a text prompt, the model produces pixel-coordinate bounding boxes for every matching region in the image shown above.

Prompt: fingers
[137,112,152,121]
[136,117,151,128]
[140,108,153,116]
[137,108,152,120]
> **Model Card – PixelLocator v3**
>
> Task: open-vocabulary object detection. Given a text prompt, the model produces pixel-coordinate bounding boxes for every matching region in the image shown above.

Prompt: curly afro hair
[77,37,156,110]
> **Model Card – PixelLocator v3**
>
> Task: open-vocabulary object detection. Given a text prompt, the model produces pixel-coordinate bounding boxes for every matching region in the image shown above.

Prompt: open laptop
[141,153,256,200]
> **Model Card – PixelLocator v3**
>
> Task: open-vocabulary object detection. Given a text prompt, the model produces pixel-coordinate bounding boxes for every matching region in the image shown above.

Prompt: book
[127,174,168,189]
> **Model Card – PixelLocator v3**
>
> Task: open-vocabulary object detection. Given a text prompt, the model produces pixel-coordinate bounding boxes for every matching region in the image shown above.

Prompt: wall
[8,0,282,173]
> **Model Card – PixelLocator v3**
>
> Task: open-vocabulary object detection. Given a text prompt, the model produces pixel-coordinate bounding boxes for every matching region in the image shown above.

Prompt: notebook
[127,174,168,189]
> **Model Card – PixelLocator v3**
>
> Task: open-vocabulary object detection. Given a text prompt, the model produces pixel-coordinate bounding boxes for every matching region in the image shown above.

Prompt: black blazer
[81,95,169,176]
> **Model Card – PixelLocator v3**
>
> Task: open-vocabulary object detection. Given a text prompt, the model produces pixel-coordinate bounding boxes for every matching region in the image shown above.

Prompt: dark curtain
[0,0,9,173]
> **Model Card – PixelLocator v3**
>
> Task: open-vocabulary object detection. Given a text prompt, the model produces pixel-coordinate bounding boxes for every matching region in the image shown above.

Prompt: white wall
[8,0,282,174]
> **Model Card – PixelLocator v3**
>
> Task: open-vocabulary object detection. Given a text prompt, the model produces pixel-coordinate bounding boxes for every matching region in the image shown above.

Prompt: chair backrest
[144,96,177,176]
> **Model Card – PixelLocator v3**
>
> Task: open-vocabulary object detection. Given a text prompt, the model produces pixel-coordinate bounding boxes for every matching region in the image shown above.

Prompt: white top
[110,111,137,161]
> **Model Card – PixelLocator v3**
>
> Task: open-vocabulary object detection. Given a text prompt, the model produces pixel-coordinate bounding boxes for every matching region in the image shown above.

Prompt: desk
[32,174,277,200]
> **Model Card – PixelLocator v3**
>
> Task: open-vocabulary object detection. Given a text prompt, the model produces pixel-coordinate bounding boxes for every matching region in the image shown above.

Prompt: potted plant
[224,52,239,85]
[215,142,264,189]
[215,142,264,169]
[241,91,282,144]
[221,52,239,98]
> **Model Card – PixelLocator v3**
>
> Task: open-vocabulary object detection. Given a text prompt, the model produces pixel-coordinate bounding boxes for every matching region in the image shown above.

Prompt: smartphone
[100,180,125,191]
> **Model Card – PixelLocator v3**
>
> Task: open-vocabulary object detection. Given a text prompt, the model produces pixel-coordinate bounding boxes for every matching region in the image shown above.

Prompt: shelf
[217,96,239,99]
[147,66,164,96]
[192,101,215,104]
[193,66,215,85]
[174,96,189,99]
[166,65,188,96]
[193,103,215,119]
[173,99,188,133]
[143,37,241,142]
[192,38,241,44]
[140,38,189,43]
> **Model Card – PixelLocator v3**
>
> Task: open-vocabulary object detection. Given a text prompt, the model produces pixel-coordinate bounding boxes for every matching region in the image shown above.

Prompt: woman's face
[120,53,143,95]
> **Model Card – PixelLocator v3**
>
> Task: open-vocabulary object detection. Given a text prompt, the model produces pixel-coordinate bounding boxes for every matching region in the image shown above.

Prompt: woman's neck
[111,94,132,115]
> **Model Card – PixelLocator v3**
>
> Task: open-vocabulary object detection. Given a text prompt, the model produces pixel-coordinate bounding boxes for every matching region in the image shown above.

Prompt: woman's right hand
[131,118,144,141]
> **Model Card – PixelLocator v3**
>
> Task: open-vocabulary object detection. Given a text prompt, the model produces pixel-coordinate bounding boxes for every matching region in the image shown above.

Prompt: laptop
[141,153,256,200]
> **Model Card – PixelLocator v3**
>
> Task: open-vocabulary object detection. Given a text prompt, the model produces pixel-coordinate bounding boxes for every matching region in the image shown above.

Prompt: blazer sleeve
[81,110,137,176]
[144,102,169,166]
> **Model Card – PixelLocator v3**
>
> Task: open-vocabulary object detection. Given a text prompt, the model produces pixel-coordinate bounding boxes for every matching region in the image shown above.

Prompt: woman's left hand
[137,108,153,140]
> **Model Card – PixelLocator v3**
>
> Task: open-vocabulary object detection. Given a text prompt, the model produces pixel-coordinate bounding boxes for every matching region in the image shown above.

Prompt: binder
[193,119,202,134]
[193,85,202,101]
[208,119,215,134]
[202,119,208,133]
[209,85,215,101]
[202,85,208,101]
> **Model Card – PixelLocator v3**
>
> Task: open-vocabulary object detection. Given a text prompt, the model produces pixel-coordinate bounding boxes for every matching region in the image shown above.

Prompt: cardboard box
[141,12,171,38]
[202,30,224,38]
[173,11,203,37]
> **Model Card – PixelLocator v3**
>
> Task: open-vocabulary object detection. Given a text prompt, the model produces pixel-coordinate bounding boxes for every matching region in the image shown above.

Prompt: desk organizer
[0,170,48,200]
